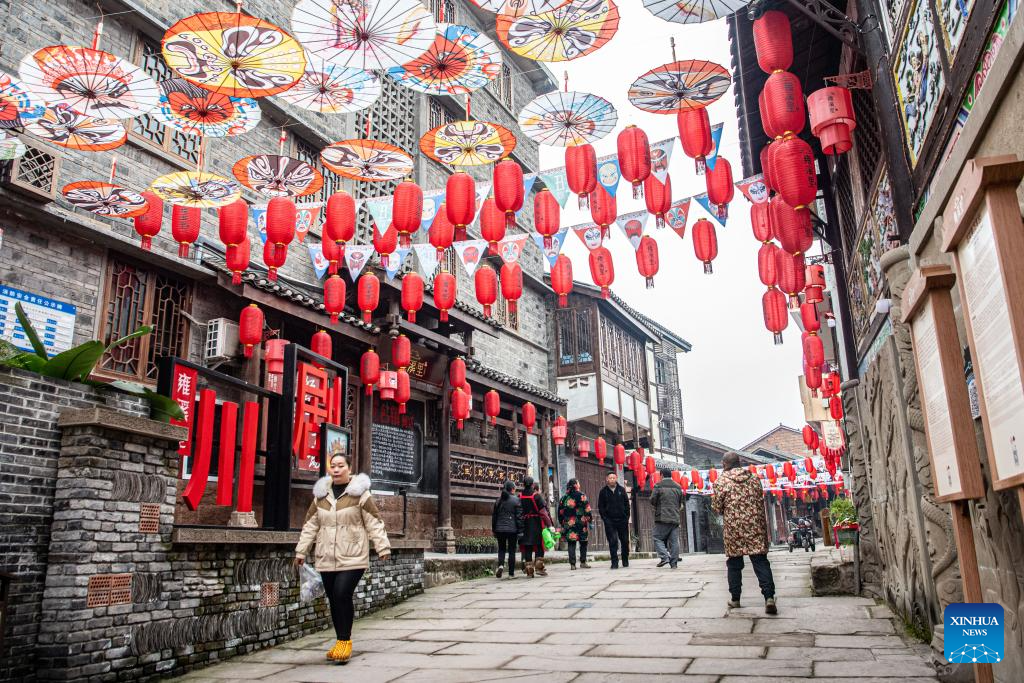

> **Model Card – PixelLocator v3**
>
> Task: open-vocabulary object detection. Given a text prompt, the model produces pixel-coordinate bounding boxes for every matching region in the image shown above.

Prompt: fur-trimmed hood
[313,473,372,500]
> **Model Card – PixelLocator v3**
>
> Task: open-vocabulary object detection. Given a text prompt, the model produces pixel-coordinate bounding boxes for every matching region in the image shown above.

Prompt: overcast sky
[536,6,807,448]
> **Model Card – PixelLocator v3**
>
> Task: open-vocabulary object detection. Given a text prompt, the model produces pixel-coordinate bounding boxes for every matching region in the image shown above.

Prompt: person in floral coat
[711,452,778,614]
[558,479,593,570]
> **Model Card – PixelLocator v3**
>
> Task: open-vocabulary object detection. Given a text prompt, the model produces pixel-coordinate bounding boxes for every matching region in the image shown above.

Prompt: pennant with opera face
[572,223,604,251]
[649,137,675,183]
[384,246,411,281]
[454,239,488,277]
[596,154,621,197]
[308,242,329,279]
[420,188,445,231]
[345,244,375,281]
[616,210,649,250]
[705,123,725,171]
[531,227,568,268]
[694,192,727,227]
[538,167,571,207]
[412,243,439,282]
[666,198,691,239]
[736,173,770,204]
[497,234,529,264]
[251,204,268,243]
[295,201,323,242]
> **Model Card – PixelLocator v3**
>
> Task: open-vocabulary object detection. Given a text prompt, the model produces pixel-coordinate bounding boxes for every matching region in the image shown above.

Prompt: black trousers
[604,520,630,566]
[321,568,366,640]
[522,544,545,562]
[568,539,588,564]
[726,554,775,601]
[495,532,517,574]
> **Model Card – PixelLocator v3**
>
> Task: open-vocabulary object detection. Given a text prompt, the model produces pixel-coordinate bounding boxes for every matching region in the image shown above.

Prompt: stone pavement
[170,551,939,682]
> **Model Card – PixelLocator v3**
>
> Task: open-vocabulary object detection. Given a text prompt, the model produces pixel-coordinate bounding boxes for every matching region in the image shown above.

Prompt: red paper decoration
[589,246,615,298]
[760,71,805,138]
[614,443,626,466]
[758,242,779,286]
[783,461,796,483]
[677,107,713,173]
[534,189,561,249]
[552,415,568,446]
[395,369,411,414]
[551,254,573,307]
[475,264,498,317]
[803,425,819,452]
[484,389,500,425]
[753,10,793,73]
[451,386,470,429]
[776,250,807,306]
[392,334,411,369]
[238,304,263,358]
[566,143,597,207]
[762,287,788,344]
[324,191,356,250]
[262,239,286,281]
[594,436,607,464]
[429,206,455,258]
[433,271,457,321]
[644,174,672,227]
[171,204,201,258]
[705,158,734,218]
[830,395,844,420]
[321,236,341,275]
[803,332,825,368]
[500,261,523,314]
[692,218,718,274]
[266,196,296,261]
[772,137,818,209]
[449,357,467,387]
[617,125,651,198]
[770,196,813,254]
[219,199,248,247]
[751,201,773,243]
[808,86,857,155]
[521,401,536,433]
[708,467,718,483]
[493,158,524,226]
[133,191,163,250]
[401,272,424,323]
[635,235,659,288]
[323,274,346,323]
[446,172,476,230]
[361,349,380,395]
[226,240,250,285]
[801,301,820,332]
[805,360,823,393]
[357,272,380,323]
[392,181,423,248]
[590,185,617,238]
[373,223,398,269]
[644,455,656,475]
[311,329,332,360]
[480,197,506,251]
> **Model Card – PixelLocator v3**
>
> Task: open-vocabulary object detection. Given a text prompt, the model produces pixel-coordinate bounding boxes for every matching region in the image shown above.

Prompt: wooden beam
[398,318,469,355]
[466,369,562,410]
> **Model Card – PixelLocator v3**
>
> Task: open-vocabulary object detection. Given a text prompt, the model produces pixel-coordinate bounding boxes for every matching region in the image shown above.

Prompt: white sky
[536,5,807,448]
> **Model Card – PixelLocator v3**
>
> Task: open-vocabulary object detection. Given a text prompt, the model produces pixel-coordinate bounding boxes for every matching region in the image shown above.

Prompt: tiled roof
[421,279,502,328]
[466,358,566,405]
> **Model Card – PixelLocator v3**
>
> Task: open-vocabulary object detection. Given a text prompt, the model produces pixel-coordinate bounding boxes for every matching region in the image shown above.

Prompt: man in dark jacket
[597,472,631,569]
[650,468,684,568]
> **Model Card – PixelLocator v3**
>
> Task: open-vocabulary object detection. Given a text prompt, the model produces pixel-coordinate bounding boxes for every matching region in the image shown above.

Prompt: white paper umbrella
[517,90,617,146]
[277,54,382,113]
[642,0,749,24]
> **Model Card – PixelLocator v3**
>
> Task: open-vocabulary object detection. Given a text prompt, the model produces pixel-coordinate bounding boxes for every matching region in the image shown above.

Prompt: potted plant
[829,497,859,546]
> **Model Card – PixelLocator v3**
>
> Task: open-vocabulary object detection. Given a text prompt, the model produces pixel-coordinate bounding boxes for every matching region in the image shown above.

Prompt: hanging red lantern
[801,301,821,332]
[777,250,807,307]
[758,242,779,286]
[808,86,857,155]
[475,263,498,317]
[484,389,500,425]
[783,461,796,483]
[429,205,455,258]
[680,475,690,489]
[766,464,777,483]
[708,467,718,484]
[804,456,817,477]
[805,360,823,393]
[219,198,249,248]
[772,137,818,209]
[262,239,286,281]
[266,196,296,261]
[449,357,467,387]
[824,371,842,397]
[311,329,332,360]
[691,469,704,490]
[672,470,682,484]
[761,71,805,138]
[677,107,713,173]
[238,304,263,358]
[637,468,648,491]
[323,274,346,323]
[395,369,411,414]
[617,125,651,198]
[590,185,617,239]
[493,158,524,226]
[133,191,163,251]
[589,246,615,298]
[763,287,788,344]
[705,157,734,219]
[324,191,356,253]
[552,415,568,446]
[452,386,470,430]
[356,272,380,323]
[628,451,641,472]
[480,198,506,252]
[692,218,718,274]
[830,395,844,420]
[360,349,380,395]
[433,271,457,321]
[805,263,826,303]
[613,443,626,466]
[803,425,819,452]
[566,143,597,208]
[392,334,411,369]
[534,189,560,249]
[635,235,659,289]
[446,172,476,233]
[373,223,398,269]
[644,455,656,475]
[803,332,824,369]
[753,10,793,73]
[751,201,773,243]
[321,234,341,275]
[171,204,201,258]
[644,174,672,227]
[761,143,777,192]
[551,254,573,307]
[380,371,399,404]
[594,436,607,464]
[521,401,536,433]
[401,272,424,323]
[770,196,813,254]
[500,261,523,314]
[226,240,250,285]
[393,180,423,248]
[576,438,590,458]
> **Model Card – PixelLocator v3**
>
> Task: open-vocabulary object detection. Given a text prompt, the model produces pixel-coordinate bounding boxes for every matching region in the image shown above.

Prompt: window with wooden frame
[96,257,192,383]
[291,134,342,234]
[487,63,514,110]
[131,35,202,165]
[494,289,520,332]
[556,307,592,374]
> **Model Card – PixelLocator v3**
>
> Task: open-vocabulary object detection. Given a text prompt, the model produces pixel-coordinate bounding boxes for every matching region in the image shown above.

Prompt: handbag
[542,526,559,550]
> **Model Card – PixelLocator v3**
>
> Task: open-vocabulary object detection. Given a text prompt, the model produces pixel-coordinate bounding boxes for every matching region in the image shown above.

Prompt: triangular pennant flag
[615,210,649,250]
[497,234,529,264]
[384,247,411,281]
[308,242,329,280]
[453,240,488,277]
[523,173,538,196]
[736,174,770,204]
[596,154,621,197]
[345,245,375,281]
[420,189,445,231]
[539,167,572,207]
[251,204,268,244]
[572,223,604,251]
[694,192,727,227]
[364,196,393,231]
[531,228,569,268]
[295,202,323,242]
[705,123,725,171]
[666,198,691,238]
[475,180,492,210]
[649,137,676,183]
[412,244,439,282]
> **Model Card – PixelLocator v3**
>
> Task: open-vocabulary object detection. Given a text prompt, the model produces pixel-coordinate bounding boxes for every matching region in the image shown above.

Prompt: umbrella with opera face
[468,0,562,16]
[642,0,750,24]
[162,11,306,98]
[25,104,126,151]
[61,181,149,218]
[150,170,242,208]
[419,119,516,167]
[321,139,414,182]
[0,70,46,130]
[628,59,731,113]
[387,23,502,95]
[153,78,261,137]
[517,90,617,146]
[276,53,381,114]
[496,0,620,62]
[232,154,325,198]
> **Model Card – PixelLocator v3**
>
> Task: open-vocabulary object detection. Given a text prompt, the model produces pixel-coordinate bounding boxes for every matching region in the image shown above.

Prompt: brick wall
[745,428,813,458]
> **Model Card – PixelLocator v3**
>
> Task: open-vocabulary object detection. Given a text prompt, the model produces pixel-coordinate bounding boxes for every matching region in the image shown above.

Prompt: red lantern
[763,287,788,344]
[493,158,524,226]
[803,333,825,369]
[551,254,573,307]
[357,273,379,323]
[324,192,356,251]
[321,234,341,275]
[475,264,498,317]
[772,137,818,209]
[311,329,332,360]
[534,189,560,249]
[226,240,250,285]
[805,361,823,393]
[380,371,398,404]
[500,261,523,314]
[705,158,734,219]
[672,470,682,484]
[262,239,286,281]
[708,467,718,484]
[783,461,796,483]
[637,468,648,491]
[770,196,813,254]
[452,387,470,429]
[392,334,411,369]
[753,10,793,73]
[323,274,346,323]
[808,86,857,155]
[360,349,380,395]
[691,469,704,490]
[566,143,597,207]
[801,301,820,332]
[766,464,777,483]
[133,191,163,250]
[830,395,844,420]
[589,246,615,298]
[761,71,805,138]
[266,196,296,261]
[577,438,590,458]
[446,172,476,231]
[521,402,536,433]
[692,218,718,274]
[238,304,263,358]
[628,451,641,472]
[449,357,467,387]
[480,198,506,252]
[219,199,249,247]
[613,443,626,467]
[265,338,287,381]
[433,271,457,321]
[594,436,607,464]
[429,205,455,258]
[617,125,651,198]
[395,369,411,414]
[635,235,659,288]
[758,242,779,286]
[761,143,777,191]
[803,425,819,452]
[590,185,617,239]
[680,475,690,490]
[393,180,423,248]
[644,174,672,227]
[171,205,201,258]
[751,201,773,243]
[806,263,826,294]
[401,272,424,323]
[552,415,568,446]
[777,251,807,306]
[823,371,842,397]
[644,455,656,475]
[484,389,500,425]
[373,223,398,269]
[677,107,713,173]
[804,456,817,477]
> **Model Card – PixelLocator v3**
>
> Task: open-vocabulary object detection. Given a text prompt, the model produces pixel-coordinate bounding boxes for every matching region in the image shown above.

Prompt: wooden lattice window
[557,308,592,374]
[430,99,458,131]
[487,63,514,110]
[97,258,192,383]
[440,248,459,287]
[851,87,881,201]
[494,290,520,332]
[292,135,341,214]
[3,141,60,200]
[833,156,859,258]
[131,36,201,164]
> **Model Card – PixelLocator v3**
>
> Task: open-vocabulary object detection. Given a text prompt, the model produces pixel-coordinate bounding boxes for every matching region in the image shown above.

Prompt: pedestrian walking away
[711,452,777,614]
[519,476,553,577]
[597,472,631,569]
[492,480,524,578]
[558,478,593,570]
[295,453,391,663]
[650,467,684,568]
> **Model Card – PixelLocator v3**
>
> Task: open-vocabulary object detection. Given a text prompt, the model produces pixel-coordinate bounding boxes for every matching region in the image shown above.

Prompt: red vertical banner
[170,365,199,464]
[182,389,216,511]
[216,401,238,506]
[236,401,260,514]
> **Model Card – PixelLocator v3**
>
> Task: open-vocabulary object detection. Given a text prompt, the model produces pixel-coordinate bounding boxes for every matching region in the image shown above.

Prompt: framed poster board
[370,396,423,487]
[320,423,352,476]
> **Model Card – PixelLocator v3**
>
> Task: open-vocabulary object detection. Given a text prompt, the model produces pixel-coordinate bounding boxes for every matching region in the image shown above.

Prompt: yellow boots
[327,640,352,662]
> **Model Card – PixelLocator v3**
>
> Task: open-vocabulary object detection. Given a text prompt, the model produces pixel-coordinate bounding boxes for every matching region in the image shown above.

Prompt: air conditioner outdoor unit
[205,318,240,362]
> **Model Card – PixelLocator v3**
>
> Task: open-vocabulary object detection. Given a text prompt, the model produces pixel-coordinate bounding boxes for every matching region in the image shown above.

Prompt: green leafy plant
[829,497,857,526]
[1,303,183,422]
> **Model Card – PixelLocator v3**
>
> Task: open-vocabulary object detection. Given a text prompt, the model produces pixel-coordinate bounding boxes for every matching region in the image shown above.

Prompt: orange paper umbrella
[628,60,731,113]
[321,139,414,182]
[150,170,242,208]
[62,181,149,218]
[470,0,562,15]
[419,120,516,167]
[232,154,324,198]
[0,69,46,129]
[162,12,306,98]
[154,78,261,137]
[497,0,620,62]
[387,23,502,95]
[25,104,126,151]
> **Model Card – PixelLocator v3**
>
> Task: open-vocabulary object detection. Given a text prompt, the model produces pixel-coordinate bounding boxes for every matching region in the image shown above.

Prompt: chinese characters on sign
[371,397,422,485]
[293,362,344,472]
[0,284,77,354]
[171,365,198,460]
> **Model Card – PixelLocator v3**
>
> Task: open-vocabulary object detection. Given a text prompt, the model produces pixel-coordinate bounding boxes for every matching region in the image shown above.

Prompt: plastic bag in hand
[299,562,325,603]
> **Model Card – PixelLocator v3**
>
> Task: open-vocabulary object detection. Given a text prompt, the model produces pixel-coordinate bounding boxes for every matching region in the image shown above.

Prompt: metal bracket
[771,0,866,54]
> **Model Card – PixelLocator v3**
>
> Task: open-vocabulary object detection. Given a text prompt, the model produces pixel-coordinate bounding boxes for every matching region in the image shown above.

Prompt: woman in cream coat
[295,452,390,663]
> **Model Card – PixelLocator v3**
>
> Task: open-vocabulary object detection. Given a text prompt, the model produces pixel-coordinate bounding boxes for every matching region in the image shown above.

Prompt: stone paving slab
[615,616,754,633]
[394,670,576,682]
[574,674,719,683]
[589,643,767,659]
[540,631,694,646]
[754,617,895,634]
[505,654,689,674]
[405,630,544,644]
[435,641,593,658]
[271,663,414,682]
[687,657,814,676]
[815,660,938,677]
